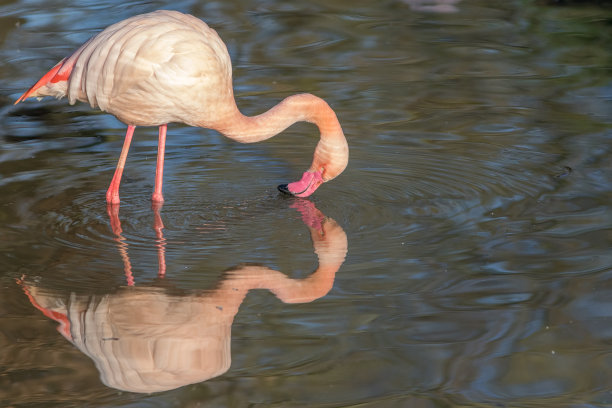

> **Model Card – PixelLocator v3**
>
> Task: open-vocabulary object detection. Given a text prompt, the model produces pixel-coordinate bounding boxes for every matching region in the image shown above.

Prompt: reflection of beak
[277,170,324,198]
[289,199,323,232]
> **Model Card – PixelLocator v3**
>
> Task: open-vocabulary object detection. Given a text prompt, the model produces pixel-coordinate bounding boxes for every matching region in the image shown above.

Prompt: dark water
[1,0,612,406]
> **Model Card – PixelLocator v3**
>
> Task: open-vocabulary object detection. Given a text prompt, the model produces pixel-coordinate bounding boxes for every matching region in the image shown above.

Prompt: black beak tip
[277,184,294,196]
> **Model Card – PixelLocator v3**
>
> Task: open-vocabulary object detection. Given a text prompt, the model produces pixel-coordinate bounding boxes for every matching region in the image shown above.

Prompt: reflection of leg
[152,124,167,203]
[152,203,166,279]
[106,125,136,205]
[106,204,134,286]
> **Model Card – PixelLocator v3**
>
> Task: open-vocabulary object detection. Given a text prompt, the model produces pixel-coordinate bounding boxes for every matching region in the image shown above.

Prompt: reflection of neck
[212,203,348,304]
[213,263,339,305]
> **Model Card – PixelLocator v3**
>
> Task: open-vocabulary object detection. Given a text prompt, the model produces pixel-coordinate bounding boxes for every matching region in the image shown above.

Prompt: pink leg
[152,124,167,203]
[106,125,136,205]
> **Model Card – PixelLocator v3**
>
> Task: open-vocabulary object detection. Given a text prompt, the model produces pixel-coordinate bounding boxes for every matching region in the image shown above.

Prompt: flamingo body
[18,11,233,128]
[15,10,348,204]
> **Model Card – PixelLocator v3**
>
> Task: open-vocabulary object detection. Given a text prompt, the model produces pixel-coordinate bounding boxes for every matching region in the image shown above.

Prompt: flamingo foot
[278,170,323,198]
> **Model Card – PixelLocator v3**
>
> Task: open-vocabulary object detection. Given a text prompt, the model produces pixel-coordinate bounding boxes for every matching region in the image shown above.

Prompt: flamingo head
[278,170,324,197]
[278,136,348,198]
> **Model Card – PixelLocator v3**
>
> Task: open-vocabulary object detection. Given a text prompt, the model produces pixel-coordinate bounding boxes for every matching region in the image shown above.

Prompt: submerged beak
[278,170,324,198]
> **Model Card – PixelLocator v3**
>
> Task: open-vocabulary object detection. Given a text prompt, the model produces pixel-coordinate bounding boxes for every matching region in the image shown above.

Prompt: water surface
[1,0,612,407]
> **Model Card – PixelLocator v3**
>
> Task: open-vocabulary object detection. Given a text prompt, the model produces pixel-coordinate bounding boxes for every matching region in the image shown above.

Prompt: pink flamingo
[15,10,348,204]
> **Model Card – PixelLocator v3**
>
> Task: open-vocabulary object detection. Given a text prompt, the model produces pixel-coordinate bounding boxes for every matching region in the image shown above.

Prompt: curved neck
[211,93,344,144]
[209,93,348,181]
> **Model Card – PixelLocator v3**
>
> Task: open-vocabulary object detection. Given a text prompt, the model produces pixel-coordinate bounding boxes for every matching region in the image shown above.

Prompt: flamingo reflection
[19,200,347,393]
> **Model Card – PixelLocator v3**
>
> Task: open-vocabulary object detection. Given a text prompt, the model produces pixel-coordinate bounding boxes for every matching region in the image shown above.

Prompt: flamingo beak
[278,170,324,198]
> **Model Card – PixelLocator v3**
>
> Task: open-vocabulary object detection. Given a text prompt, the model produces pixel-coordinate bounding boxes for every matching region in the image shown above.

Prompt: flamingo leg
[106,125,136,205]
[152,124,167,203]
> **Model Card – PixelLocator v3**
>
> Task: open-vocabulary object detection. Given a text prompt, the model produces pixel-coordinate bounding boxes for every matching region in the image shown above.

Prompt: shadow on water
[17,200,347,394]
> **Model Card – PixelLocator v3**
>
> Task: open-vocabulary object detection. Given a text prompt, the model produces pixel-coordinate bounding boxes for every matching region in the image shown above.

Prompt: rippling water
[1,0,612,407]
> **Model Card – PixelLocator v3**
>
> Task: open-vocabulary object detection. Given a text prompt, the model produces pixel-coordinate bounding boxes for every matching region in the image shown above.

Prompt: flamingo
[14,10,348,204]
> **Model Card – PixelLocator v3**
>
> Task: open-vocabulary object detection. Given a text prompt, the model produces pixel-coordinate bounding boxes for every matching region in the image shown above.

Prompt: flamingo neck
[210,93,348,181]
[213,93,340,142]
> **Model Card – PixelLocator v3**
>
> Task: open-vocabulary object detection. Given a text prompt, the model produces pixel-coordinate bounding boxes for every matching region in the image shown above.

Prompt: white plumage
[16,10,348,204]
